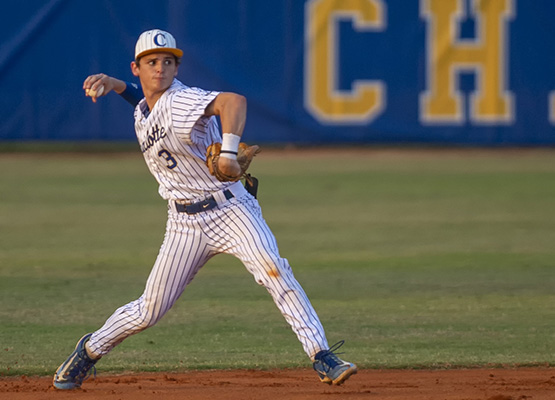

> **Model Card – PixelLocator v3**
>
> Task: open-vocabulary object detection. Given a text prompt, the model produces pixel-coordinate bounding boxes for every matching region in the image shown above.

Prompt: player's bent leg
[85,294,162,356]
[86,215,212,357]
[87,262,203,357]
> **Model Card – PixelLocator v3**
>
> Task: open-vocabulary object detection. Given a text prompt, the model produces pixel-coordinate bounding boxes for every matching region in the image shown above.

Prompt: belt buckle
[175,199,192,213]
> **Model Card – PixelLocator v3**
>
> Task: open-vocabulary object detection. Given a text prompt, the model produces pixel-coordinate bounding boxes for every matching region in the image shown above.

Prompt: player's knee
[135,299,163,330]
[133,312,160,331]
[136,319,154,331]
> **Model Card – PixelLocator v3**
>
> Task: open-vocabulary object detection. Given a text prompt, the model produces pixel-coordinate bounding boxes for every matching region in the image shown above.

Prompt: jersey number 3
[158,149,178,169]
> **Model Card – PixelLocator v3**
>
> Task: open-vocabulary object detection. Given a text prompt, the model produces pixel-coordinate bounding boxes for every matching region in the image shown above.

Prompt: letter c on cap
[153,33,167,47]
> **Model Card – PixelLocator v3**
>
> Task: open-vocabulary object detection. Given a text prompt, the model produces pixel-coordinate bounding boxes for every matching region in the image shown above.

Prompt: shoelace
[317,340,345,371]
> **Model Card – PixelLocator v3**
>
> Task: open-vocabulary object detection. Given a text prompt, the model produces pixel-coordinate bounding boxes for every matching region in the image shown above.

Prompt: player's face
[132,52,178,95]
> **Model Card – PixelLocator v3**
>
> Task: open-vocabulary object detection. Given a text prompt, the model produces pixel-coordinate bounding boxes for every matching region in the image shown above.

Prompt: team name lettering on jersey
[140,124,167,153]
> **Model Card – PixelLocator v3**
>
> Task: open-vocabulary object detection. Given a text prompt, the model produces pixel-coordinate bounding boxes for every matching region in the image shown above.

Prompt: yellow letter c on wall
[305,0,386,124]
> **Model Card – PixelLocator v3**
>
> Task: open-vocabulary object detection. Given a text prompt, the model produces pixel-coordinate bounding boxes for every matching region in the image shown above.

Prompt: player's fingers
[83,75,97,89]
[83,74,105,90]
[91,81,102,92]
[247,145,261,157]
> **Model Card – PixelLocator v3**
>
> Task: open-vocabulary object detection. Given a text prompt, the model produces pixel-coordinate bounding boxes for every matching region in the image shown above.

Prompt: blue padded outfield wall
[1,0,554,145]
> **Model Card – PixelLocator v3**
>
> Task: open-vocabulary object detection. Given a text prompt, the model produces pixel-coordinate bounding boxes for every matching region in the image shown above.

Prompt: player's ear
[131,61,140,77]
[174,56,180,77]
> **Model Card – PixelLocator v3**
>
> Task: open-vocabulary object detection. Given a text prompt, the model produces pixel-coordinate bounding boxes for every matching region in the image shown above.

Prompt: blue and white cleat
[53,333,99,390]
[313,341,357,385]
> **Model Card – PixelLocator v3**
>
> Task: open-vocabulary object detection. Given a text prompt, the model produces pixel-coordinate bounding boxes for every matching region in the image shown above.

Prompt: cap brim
[136,48,183,60]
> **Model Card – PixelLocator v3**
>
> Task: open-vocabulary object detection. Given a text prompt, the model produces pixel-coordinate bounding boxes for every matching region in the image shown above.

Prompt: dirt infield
[2,368,555,400]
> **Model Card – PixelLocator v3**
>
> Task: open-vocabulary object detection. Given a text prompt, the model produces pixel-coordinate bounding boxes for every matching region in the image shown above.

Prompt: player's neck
[144,90,166,111]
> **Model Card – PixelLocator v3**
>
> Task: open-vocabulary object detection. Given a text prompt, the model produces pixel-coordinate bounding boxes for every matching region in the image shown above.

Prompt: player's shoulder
[169,80,219,105]
[171,80,212,95]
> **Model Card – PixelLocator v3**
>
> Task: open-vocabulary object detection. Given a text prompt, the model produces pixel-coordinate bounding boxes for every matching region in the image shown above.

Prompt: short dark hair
[135,54,181,66]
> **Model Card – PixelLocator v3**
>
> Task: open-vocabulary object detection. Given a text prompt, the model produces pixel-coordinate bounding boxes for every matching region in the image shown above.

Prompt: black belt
[175,189,234,214]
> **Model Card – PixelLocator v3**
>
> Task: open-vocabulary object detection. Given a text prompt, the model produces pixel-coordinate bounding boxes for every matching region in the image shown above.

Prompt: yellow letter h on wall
[420,0,514,124]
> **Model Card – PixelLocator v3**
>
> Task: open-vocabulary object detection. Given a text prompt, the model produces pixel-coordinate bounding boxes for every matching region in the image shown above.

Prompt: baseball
[86,85,104,98]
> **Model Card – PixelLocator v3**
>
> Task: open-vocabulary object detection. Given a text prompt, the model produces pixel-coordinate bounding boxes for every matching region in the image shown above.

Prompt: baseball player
[53,29,357,390]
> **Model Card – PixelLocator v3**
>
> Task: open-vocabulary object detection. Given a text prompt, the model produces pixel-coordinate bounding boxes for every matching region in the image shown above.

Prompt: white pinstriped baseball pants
[87,182,329,360]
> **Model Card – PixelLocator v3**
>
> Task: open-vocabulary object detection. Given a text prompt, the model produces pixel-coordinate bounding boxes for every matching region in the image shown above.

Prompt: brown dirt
[2,368,555,400]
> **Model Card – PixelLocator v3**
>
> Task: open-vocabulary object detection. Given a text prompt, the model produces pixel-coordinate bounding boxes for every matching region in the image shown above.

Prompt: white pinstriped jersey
[134,79,229,201]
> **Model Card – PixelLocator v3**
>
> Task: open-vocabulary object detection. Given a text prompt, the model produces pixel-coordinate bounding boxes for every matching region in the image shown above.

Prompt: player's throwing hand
[83,73,126,103]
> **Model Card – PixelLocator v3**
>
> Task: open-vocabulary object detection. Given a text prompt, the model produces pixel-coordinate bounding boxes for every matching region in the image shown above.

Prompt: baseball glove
[205,142,261,182]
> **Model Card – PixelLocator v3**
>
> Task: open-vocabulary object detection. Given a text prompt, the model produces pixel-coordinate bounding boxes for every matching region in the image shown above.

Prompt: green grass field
[1,148,554,376]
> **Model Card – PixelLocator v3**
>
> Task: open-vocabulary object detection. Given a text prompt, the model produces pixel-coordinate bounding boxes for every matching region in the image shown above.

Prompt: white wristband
[221,133,241,160]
